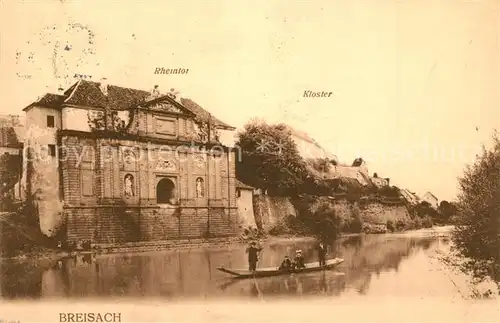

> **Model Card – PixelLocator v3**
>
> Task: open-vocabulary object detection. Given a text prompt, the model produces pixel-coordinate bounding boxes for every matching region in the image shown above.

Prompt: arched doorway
[157,178,176,204]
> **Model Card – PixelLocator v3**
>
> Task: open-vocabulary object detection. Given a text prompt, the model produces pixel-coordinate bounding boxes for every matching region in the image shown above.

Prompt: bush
[412,217,423,229]
[343,216,363,233]
[362,223,387,234]
[386,220,395,232]
[452,133,500,289]
[291,195,342,242]
[343,205,363,233]
[396,219,405,231]
[422,216,433,228]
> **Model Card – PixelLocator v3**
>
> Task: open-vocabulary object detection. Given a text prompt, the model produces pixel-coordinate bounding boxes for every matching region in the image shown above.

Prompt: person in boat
[245,240,262,272]
[316,241,327,267]
[279,255,293,271]
[294,250,305,269]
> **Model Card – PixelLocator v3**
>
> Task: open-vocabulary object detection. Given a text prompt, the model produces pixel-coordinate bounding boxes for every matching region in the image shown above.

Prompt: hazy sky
[1,0,499,201]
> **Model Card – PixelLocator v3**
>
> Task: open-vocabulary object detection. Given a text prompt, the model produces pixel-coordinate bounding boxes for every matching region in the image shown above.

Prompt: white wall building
[422,191,439,209]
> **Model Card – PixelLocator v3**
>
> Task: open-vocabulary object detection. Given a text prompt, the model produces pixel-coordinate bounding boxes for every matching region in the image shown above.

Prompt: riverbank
[0,225,482,304]
[0,225,455,264]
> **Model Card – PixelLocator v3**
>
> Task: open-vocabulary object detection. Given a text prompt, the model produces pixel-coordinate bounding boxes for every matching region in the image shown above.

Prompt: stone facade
[23,80,239,245]
[60,134,238,244]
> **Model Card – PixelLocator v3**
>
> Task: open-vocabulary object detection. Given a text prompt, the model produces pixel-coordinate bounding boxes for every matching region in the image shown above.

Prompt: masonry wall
[61,135,239,244]
[236,189,256,229]
[253,195,297,231]
[255,196,411,232]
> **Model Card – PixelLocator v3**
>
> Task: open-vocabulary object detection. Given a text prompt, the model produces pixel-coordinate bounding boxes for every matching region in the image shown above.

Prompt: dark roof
[23,80,234,129]
[181,98,233,129]
[65,80,149,110]
[235,179,254,190]
[23,93,65,111]
[0,127,24,148]
[425,191,438,200]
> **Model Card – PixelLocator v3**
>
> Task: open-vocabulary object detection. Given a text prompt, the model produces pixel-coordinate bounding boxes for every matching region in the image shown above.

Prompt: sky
[0,0,499,201]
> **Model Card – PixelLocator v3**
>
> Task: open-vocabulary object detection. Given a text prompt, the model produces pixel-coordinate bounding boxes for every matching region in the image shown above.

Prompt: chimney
[57,87,65,94]
[99,78,108,96]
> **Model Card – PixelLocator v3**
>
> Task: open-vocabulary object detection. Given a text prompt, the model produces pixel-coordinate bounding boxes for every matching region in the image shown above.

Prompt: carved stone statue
[196,177,204,198]
[124,174,134,197]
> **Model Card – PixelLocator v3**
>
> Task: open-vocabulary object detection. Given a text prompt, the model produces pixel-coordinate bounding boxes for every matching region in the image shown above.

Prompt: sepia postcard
[0,0,499,322]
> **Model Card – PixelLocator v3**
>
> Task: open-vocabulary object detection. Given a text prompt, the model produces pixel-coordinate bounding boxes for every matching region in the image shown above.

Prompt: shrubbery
[452,133,500,291]
[290,196,343,242]
[386,220,395,232]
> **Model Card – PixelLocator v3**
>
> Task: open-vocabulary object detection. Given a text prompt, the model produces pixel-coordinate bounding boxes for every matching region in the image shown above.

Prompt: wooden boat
[217,258,344,279]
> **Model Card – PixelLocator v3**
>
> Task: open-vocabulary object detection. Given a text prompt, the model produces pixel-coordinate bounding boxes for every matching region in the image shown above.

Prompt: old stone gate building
[23,80,240,245]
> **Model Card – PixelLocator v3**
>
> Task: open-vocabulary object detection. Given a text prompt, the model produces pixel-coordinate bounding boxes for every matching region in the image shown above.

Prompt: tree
[307,158,331,174]
[452,132,500,291]
[0,153,21,192]
[378,185,401,199]
[235,120,307,195]
[412,200,438,219]
[437,200,457,224]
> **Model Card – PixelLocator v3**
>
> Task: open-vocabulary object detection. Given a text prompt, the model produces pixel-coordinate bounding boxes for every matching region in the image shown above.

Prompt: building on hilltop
[285,125,373,189]
[286,125,338,164]
[0,119,24,208]
[326,157,372,187]
[422,191,439,209]
[399,189,420,206]
[370,173,390,188]
[21,79,240,245]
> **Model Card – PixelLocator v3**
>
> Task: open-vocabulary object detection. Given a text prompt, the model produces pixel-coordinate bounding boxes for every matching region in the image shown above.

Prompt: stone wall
[236,189,256,228]
[24,124,63,237]
[332,199,411,224]
[253,195,297,231]
[65,206,239,244]
[255,196,411,232]
[358,201,412,224]
[60,134,240,245]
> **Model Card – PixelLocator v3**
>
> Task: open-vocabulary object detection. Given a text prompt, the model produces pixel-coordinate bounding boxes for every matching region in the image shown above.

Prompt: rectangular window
[48,144,56,157]
[47,115,55,128]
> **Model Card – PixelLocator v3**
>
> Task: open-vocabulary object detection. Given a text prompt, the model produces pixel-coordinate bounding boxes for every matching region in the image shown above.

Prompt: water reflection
[0,234,448,300]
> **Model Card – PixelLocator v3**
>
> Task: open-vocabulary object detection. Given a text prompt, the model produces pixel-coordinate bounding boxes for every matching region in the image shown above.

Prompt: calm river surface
[0,227,468,301]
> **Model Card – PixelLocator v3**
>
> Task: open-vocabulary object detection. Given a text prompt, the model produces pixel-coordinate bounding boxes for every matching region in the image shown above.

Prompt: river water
[1,226,478,302]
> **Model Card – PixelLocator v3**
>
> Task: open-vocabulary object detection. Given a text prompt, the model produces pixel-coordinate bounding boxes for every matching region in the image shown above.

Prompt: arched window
[157,178,176,204]
[196,177,204,198]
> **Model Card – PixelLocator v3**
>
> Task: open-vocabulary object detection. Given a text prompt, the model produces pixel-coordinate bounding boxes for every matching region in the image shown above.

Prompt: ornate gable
[139,95,196,118]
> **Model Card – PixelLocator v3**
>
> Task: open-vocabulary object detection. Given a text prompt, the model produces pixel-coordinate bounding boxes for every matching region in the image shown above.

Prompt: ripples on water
[0,234,453,300]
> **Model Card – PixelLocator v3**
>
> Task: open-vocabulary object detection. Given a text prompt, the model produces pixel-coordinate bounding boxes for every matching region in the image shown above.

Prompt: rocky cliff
[254,195,412,233]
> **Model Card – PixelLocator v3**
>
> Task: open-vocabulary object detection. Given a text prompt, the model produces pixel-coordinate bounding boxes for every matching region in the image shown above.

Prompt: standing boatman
[246,240,263,272]
[316,241,328,267]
